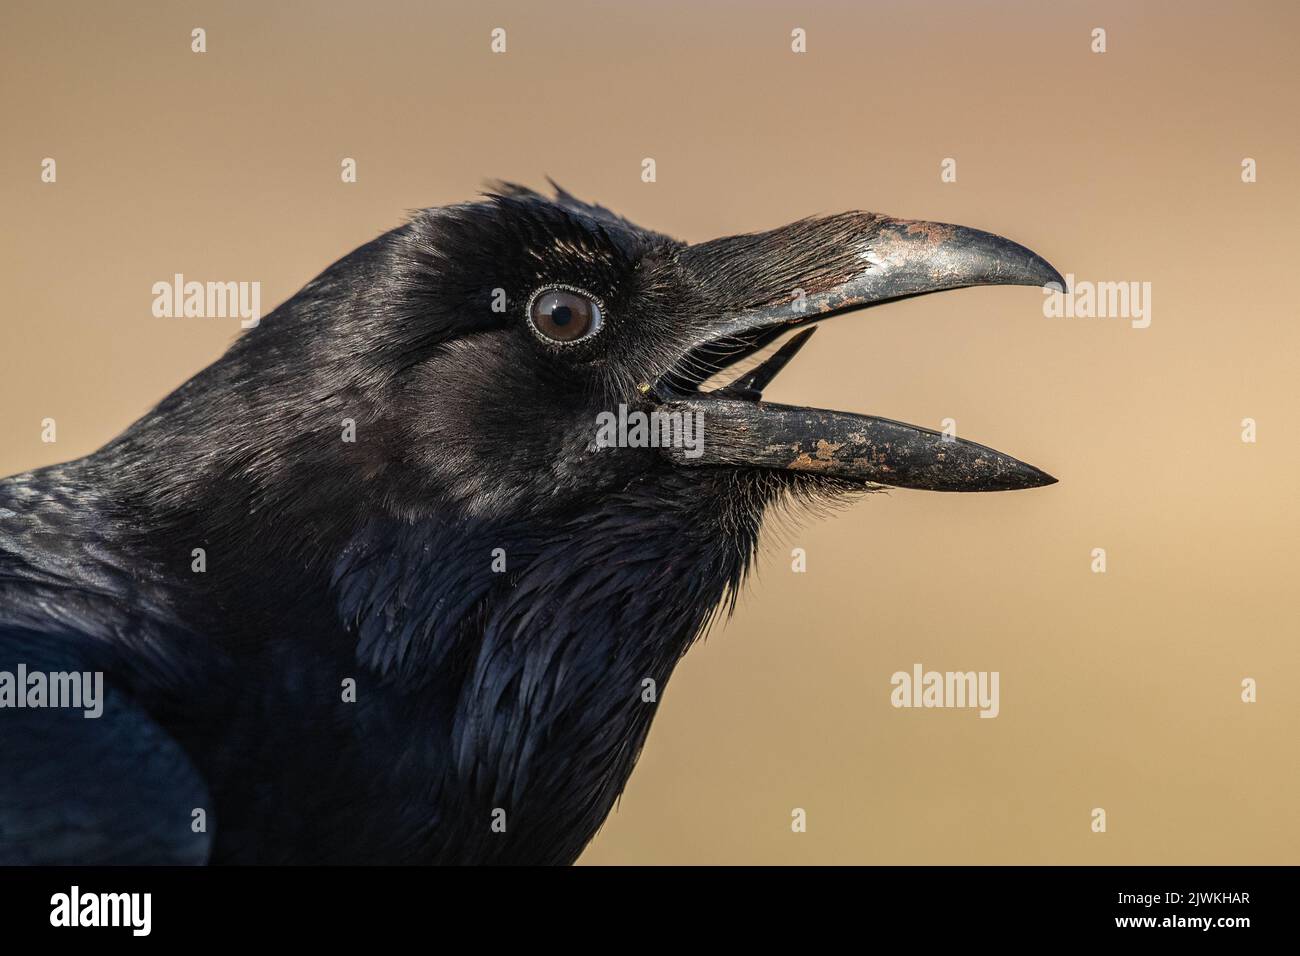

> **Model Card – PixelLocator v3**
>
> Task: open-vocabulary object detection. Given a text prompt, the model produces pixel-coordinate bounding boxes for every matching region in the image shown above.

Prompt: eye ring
[525,284,607,347]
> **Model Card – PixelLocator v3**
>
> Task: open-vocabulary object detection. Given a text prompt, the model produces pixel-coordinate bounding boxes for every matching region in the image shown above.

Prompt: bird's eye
[527,287,604,345]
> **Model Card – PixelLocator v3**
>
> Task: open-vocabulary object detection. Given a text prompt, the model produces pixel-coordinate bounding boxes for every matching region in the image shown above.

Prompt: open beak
[653,216,1062,491]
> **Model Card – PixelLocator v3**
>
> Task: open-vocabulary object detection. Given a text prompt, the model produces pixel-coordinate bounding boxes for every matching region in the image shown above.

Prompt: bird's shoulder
[0,463,185,658]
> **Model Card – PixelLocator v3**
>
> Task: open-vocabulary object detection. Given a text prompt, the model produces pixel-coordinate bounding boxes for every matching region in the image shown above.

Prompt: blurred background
[2,0,1296,864]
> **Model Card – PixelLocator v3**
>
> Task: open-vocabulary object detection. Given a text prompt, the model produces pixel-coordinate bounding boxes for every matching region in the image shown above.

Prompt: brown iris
[527,287,604,344]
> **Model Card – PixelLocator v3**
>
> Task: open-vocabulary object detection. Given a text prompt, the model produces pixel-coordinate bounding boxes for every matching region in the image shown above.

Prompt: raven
[0,184,1059,864]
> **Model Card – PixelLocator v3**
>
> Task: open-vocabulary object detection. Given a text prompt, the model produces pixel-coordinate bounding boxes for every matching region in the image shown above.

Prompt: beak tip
[1011,249,1064,292]
[1038,263,1066,292]
[1019,465,1058,489]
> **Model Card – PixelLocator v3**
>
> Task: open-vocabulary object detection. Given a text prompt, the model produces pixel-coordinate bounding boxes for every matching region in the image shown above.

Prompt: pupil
[552,305,573,326]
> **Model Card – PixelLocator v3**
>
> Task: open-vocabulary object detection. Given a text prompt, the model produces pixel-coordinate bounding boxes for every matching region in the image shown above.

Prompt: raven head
[351,182,1059,525]
[105,183,1062,862]
[127,182,1061,587]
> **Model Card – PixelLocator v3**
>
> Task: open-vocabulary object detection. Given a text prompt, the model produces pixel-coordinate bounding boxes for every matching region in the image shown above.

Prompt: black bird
[0,184,1060,864]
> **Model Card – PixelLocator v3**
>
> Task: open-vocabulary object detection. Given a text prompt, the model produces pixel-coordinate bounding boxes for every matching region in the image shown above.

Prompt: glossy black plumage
[0,187,854,863]
[0,184,1058,863]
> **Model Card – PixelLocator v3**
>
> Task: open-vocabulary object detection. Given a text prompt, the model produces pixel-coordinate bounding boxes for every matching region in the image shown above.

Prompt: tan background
[2,1,1297,864]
